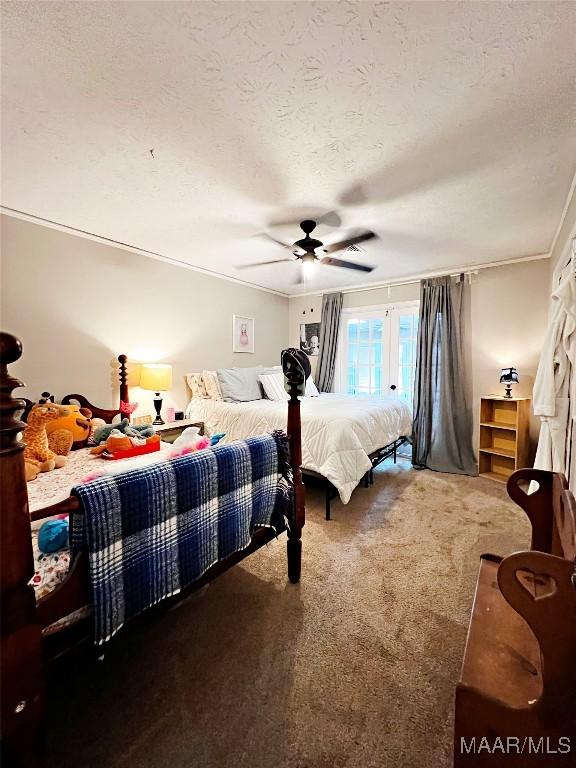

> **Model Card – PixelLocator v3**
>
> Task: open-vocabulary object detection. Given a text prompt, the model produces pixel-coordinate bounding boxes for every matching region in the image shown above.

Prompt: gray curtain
[412,276,477,475]
[316,292,343,392]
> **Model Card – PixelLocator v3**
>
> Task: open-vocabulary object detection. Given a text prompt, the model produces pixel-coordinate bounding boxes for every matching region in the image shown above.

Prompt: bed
[0,335,306,767]
[186,392,412,518]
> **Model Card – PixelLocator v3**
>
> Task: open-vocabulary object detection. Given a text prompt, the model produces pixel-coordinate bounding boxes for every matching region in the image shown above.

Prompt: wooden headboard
[20,353,130,424]
[61,354,130,422]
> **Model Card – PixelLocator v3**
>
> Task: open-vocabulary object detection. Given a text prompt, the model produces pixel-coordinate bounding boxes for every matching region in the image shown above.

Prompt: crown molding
[1,205,552,301]
[0,206,290,298]
[290,251,550,299]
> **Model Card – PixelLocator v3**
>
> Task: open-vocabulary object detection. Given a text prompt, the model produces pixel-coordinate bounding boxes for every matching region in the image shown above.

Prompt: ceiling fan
[238,220,377,282]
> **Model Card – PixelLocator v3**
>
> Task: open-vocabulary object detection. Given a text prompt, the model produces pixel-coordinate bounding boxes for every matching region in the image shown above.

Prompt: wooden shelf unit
[478,397,531,483]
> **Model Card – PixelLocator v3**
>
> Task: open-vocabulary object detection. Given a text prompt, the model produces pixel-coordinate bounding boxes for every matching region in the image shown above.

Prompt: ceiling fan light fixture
[244,219,378,277]
[301,253,316,279]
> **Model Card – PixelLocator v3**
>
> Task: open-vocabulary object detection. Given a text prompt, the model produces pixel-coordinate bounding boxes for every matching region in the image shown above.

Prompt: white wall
[289,258,551,454]
[0,215,289,416]
[469,260,549,449]
[0,212,553,455]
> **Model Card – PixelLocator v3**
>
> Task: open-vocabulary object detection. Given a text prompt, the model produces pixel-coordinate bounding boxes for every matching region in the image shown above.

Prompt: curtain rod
[334,269,478,295]
[294,252,550,298]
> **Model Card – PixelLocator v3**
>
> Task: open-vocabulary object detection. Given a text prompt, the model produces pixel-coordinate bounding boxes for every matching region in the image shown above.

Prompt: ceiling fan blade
[320,256,374,273]
[236,258,296,269]
[268,208,342,229]
[254,233,292,249]
[322,231,377,254]
[317,210,342,228]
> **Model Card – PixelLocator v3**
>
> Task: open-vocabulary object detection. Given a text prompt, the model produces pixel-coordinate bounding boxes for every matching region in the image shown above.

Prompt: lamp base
[503,384,513,399]
[152,393,164,425]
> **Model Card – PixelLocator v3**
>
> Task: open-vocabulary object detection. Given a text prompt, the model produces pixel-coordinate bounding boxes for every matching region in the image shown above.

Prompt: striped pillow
[259,373,288,401]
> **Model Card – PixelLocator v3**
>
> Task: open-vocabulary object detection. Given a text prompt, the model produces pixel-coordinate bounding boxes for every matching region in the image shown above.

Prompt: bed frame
[18,354,129,426]
[0,333,305,768]
[305,436,408,521]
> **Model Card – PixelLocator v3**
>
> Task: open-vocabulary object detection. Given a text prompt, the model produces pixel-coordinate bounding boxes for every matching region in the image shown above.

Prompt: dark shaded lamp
[499,367,519,399]
[140,364,173,425]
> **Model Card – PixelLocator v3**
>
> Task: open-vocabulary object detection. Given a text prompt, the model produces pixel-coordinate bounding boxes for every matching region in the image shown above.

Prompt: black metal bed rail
[302,436,409,521]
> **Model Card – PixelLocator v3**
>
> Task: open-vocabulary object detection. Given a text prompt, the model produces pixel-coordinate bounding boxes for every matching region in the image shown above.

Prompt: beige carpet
[46,459,530,768]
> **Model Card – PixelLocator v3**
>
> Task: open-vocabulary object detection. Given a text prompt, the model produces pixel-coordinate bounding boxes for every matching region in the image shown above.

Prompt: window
[338,303,419,407]
[394,309,419,404]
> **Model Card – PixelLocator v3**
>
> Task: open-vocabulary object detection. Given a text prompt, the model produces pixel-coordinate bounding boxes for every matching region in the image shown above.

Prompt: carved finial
[0,332,23,366]
[281,348,311,400]
[118,354,127,383]
[0,332,26,453]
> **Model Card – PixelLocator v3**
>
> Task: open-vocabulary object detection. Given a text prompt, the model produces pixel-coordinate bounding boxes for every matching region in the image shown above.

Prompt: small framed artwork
[300,322,320,356]
[232,314,255,353]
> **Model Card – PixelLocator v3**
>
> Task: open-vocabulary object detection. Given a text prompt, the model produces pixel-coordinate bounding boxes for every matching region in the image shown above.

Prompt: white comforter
[186,394,412,503]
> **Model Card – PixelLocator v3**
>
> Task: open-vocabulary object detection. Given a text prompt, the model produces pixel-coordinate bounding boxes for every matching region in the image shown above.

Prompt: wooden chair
[454,469,576,767]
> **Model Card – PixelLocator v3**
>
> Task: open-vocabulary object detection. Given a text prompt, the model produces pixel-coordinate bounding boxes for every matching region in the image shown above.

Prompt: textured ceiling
[2,1,575,295]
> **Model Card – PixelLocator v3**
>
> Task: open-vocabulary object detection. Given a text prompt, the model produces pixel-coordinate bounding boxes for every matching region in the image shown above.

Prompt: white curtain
[533,258,576,491]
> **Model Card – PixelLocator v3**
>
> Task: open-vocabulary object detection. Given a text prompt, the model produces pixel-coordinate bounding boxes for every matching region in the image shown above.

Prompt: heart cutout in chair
[515,568,557,600]
[511,476,540,498]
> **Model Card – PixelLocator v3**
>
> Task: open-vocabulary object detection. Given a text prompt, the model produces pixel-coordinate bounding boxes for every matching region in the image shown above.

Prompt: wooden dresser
[479,396,531,482]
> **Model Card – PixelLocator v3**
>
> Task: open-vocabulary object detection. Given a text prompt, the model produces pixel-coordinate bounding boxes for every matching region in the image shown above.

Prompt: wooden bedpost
[62,353,130,424]
[118,354,129,421]
[0,333,45,767]
[282,349,306,584]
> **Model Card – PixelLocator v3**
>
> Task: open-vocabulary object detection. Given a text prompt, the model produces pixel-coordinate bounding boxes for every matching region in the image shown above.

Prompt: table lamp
[499,367,519,399]
[140,363,173,424]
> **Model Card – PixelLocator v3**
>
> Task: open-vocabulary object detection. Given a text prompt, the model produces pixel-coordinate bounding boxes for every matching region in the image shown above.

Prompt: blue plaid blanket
[72,432,290,644]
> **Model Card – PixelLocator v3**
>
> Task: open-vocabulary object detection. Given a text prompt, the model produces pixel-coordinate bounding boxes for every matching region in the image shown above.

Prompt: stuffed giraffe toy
[23,402,73,482]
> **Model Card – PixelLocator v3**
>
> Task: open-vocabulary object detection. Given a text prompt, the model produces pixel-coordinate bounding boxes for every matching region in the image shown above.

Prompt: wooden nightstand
[153,419,205,444]
[479,396,531,483]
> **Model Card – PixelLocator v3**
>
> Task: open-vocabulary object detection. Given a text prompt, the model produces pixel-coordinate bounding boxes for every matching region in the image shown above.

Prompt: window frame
[335,300,420,400]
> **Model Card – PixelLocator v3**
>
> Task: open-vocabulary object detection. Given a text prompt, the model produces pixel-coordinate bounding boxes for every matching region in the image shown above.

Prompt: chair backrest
[553,488,576,562]
[507,468,557,552]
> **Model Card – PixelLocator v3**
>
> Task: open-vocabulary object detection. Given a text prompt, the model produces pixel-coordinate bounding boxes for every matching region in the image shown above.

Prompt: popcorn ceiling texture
[2,1,575,295]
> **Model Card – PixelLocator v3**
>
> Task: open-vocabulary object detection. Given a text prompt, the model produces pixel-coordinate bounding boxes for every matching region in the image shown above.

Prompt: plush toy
[91,418,155,446]
[90,429,161,457]
[89,417,106,441]
[25,459,42,482]
[45,404,93,452]
[171,426,201,448]
[210,433,225,447]
[23,403,71,479]
[38,517,69,553]
[170,427,212,457]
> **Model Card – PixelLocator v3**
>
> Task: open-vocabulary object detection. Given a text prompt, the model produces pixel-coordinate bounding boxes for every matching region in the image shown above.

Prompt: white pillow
[259,373,288,401]
[259,372,320,399]
[217,366,264,402]
[305,376,320,397]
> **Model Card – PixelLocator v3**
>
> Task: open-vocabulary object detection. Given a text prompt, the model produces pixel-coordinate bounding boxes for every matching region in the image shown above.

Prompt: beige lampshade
[140,363,172,392]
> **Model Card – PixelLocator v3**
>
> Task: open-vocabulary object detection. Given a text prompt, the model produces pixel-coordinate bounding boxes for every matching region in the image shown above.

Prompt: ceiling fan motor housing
[300,220,317,235]
[243,218,376,274]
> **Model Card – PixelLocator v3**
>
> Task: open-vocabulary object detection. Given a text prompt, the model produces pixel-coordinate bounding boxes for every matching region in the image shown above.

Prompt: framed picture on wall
[232,315,255,353]
[300,322,320,356]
